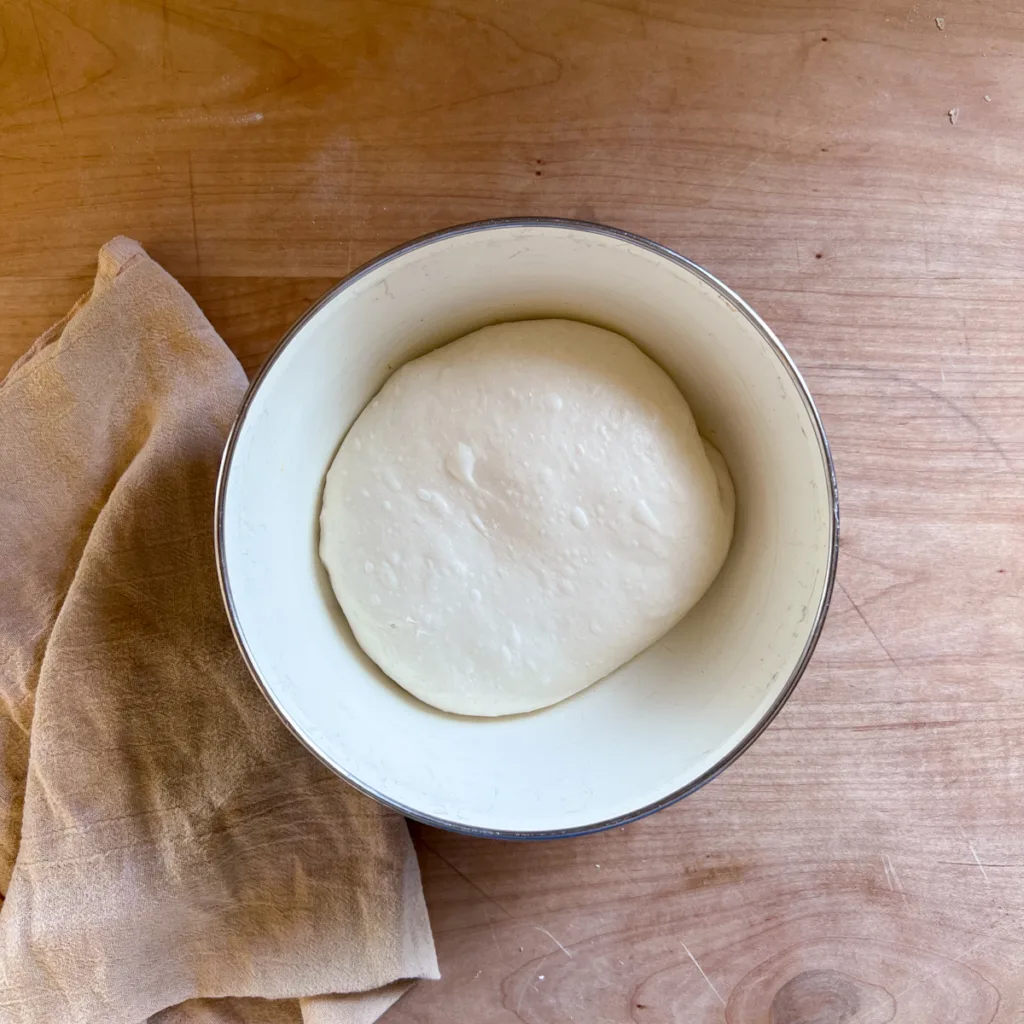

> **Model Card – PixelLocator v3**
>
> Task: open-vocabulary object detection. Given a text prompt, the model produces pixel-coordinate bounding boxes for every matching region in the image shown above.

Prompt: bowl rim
[214,216,840,841]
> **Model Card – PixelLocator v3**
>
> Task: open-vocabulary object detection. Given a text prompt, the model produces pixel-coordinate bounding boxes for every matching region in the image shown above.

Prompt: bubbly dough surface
[320,319,734,716]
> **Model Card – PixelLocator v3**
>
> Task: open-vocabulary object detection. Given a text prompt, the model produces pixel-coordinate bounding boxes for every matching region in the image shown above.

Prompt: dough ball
[320,319,734,716]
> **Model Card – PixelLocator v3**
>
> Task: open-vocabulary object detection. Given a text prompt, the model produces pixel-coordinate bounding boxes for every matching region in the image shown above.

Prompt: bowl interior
[218,222,836,836]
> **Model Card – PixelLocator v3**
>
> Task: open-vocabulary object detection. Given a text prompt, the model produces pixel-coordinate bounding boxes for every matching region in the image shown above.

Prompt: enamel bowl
[216,219,838,838]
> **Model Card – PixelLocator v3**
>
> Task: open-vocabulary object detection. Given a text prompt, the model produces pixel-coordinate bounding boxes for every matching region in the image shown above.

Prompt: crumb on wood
[935,16,945,29]
[985,94,992,102]
[948,107,959,124]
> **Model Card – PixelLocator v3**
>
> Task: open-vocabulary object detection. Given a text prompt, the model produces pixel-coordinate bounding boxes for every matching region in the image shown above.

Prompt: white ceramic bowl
[216,219,838,838]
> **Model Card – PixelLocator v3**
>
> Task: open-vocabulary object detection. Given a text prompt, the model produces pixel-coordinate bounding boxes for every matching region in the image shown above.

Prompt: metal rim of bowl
[214,217,840,841]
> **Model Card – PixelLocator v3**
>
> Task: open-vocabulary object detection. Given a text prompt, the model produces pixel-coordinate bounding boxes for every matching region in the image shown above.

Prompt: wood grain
[4,0,1024,1020]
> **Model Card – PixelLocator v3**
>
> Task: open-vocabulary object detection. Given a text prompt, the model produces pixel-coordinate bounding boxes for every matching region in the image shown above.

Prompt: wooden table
[4,1,1023,1020]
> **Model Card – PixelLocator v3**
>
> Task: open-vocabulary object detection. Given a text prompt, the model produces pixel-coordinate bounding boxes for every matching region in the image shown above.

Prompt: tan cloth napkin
[0,238,438,1024]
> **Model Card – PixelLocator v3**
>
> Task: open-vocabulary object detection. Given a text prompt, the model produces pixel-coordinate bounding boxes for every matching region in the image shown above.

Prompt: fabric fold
[0,238,437,1024]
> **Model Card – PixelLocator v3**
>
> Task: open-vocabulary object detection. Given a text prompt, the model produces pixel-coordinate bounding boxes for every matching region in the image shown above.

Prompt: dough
[320,319,734,717]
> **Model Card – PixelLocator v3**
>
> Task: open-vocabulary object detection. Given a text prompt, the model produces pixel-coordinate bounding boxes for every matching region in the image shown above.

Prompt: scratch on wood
[513,955,551,1018]
[161,0,169,74]
[959,827,990,882]
[28,2,65,135]
[837,580,904,677]
[851,936,985,1024]
[535,926,573,959]
[882,854,909,905]
[707,151,769,204]
[894,373,1019,477]
[515,975,528,1016]
[419,837,513,918]
[345,145,357,272]
[681,941,725,1006]
[882,855,896,890]
[187,152,201,276]
[705,125,812,206]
